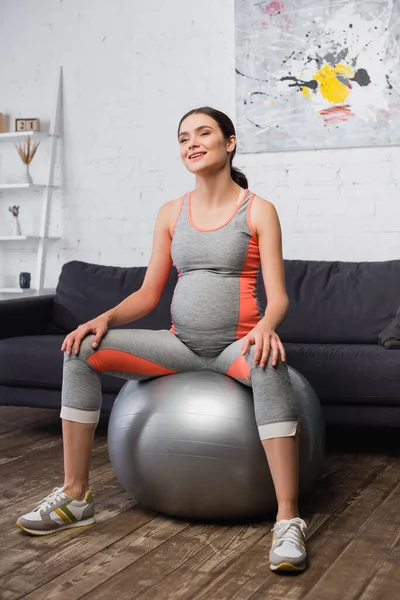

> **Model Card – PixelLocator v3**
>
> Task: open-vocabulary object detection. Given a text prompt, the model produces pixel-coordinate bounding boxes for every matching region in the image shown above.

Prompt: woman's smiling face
[178,112,236,176]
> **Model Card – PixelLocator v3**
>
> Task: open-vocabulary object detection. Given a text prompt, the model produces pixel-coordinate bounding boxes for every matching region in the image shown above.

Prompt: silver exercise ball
[108,369,324,521]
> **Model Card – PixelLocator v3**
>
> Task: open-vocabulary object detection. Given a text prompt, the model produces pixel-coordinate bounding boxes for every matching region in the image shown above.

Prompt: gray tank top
[170,189,262,357]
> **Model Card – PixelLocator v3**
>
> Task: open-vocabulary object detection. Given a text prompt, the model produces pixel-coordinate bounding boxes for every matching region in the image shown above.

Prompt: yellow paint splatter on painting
[313,63,354,103]
[299,70,310,98]
[270,98,275,104]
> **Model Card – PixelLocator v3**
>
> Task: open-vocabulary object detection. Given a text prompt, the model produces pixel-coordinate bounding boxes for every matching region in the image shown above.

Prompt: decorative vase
[19,272,31,289]
[21,164,33,184]
[12,216,22,237]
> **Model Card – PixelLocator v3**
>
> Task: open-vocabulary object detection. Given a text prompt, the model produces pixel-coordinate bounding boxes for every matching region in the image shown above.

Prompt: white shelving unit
[0,183,47,190]
[0,235,59,241]
[0,68,62,296]
[0,287,26,294]
[0,131,49,144]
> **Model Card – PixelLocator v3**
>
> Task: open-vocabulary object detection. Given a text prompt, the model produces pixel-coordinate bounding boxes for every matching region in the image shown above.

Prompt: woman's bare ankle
[276,502,300,521]
[63,482,88,501]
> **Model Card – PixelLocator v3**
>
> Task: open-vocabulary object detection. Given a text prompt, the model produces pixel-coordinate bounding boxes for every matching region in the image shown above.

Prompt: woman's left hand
[241,320,286,368]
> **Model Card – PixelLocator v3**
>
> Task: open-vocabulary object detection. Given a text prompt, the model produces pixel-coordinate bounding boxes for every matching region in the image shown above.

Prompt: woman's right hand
[61,315,109,355]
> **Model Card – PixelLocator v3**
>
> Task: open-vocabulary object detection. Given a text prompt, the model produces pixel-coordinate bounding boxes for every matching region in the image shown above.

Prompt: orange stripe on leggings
[87,349,178,376]
[226,355,251,382]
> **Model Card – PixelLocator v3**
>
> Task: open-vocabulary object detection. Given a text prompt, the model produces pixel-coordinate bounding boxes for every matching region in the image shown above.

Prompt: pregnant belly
[170,272,259,356]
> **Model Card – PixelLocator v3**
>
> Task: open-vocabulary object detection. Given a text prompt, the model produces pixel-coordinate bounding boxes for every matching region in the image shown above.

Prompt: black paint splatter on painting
[246,117,263,129]
[235,68,269,83]
[280,76,318,92]
[304,54,322,68]
[351,39,373,66]
[351,68,371,86]
[335,67,371,87]
[282,51,295,66]
[237,13,395,135]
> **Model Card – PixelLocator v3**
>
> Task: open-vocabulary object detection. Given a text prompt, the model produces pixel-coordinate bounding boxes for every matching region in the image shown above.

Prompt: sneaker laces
[35,486,67,512]
[272,517,307,548]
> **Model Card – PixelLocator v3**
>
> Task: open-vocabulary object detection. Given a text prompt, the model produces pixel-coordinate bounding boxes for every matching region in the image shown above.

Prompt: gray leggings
[60,329,298,440]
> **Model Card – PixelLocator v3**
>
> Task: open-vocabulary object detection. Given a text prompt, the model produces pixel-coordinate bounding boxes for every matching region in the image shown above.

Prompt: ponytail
[230,165,248,188]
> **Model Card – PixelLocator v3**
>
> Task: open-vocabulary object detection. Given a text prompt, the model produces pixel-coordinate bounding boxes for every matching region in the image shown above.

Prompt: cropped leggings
[60,329,298,440]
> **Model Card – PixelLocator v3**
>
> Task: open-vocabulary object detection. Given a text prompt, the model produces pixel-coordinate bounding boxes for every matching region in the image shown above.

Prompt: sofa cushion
[270,260,400,344]
[284,342,400,403]
[0,336,65,389]
[0,336,125,394]
[2,336,399,408]
[50,258,400,344]
[51,261,177,333]
[378,304,400,349]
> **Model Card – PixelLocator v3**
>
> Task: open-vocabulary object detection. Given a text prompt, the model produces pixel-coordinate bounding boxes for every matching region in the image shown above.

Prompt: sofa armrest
[0,294,55,339]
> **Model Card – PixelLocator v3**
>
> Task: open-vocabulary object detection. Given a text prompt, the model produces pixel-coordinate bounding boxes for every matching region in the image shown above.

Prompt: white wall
[0,0,399,290]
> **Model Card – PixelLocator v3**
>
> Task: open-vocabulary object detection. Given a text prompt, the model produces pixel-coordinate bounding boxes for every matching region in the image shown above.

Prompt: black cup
[19,272,31,289]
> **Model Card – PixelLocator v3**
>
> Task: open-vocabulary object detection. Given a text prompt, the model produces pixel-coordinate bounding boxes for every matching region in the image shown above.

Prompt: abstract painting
[235,0,400,152]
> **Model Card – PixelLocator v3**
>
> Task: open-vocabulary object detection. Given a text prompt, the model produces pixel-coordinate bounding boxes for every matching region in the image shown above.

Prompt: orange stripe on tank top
[169,268,182,335]
[87,349,177,376]
[236,194,261,340]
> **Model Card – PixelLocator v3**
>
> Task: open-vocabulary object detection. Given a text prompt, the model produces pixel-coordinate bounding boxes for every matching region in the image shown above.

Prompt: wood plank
[0,407,108,438]
[18,516,191,600]
[21,452,355,600]
[302,475,400,600]
[0,435,107,480]
[0,420,61,454]
[0,470,133,577]
[134,522,269,600]
[0,440,110,514]
[76,455,385,600]
[0,432,114,554]
[299,452,376,517]
[16,522,264,600]
[0,460,119,553]
[0,415,105,476]
[250,459,400,600]
[172,456,393,600]
[0,415,108,495]
[0,407,58,435]
[0,507,158,600]
[1,407,399,600]
[0,416,109,479]
[0,406,56,422]
[0,438,63,477]
[80,521,265,600]
[357,538,400,600]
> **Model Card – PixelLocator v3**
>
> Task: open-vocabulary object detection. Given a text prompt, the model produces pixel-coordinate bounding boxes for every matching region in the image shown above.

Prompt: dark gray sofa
[1,259,400,427]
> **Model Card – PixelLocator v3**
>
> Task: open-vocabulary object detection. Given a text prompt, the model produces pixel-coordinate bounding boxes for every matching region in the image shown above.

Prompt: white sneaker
[16,486,95,536]
[269,517,307,572]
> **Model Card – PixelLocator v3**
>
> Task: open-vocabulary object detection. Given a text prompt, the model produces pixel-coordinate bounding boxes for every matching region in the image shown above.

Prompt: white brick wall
[0,0,399,290]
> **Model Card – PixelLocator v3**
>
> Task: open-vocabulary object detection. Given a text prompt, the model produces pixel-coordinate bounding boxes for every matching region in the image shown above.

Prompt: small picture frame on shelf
[15,118,40,132]
[0,113,4,133]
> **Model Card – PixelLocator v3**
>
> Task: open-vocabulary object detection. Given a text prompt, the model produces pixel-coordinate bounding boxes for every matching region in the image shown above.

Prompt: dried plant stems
[15,135,40,164]
[9,205,19,217]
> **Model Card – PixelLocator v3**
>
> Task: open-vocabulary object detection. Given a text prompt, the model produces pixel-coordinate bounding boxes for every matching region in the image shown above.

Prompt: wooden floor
[0,406,399,600]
